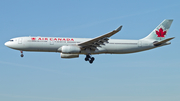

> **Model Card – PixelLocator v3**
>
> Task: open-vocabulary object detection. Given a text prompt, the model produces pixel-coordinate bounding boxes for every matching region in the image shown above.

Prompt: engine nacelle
[60,53,79,58]
[61,46,81,54]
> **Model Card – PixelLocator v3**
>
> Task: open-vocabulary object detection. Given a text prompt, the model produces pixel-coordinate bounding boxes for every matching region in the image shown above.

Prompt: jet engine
[60,53,79,58]
[61,46,81,54]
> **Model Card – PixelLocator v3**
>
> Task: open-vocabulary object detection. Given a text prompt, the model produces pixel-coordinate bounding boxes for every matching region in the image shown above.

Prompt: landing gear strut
[20,51,24,57]
[85,54,95,64]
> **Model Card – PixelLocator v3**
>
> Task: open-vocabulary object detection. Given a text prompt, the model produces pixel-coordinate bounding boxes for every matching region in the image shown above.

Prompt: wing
[78,26,122,50]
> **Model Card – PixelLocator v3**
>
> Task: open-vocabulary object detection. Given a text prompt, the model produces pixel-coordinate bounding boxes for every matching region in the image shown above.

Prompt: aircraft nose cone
[4,42,12,48]
[4,42,9,47]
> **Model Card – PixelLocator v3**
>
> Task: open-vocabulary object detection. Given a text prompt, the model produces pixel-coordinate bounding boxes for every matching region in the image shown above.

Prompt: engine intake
[61,46,81,54]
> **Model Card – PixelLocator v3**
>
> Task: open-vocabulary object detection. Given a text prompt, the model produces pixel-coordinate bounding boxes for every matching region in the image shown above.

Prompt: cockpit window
[9,40,14,42]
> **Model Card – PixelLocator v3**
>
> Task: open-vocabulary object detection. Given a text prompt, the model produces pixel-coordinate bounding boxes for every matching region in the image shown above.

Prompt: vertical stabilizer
[143,19,173,40]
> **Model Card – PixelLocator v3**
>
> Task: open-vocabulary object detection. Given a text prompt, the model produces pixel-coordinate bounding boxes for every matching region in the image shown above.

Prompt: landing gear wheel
[85,58,89,61]
[86,55,90,59]
[85,54,90,61]
[20,51,24,57]
[84,54,95,64]
[91,57,95,61]
[89,60,93,64]
[89,57,95,64]
[20,54,24,57]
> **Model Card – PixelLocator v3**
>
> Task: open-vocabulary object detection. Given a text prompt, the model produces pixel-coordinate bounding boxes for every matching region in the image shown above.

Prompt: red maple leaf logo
[31,37,36,40]
[156,28,166,37]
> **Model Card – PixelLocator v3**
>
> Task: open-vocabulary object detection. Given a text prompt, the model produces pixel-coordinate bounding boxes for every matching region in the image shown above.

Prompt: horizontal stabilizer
[154,37,175,46]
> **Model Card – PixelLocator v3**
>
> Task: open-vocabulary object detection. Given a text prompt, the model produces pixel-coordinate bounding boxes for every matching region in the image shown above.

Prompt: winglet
[115,26,123,32]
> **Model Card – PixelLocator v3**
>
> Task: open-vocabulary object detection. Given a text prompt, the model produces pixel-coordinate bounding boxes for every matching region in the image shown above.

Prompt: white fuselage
[4,19,173,63]
[5,36,161,55]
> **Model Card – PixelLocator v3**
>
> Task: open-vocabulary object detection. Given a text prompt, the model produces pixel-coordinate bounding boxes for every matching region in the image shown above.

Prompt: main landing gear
[85,54,95,64]
[20,51,24,57]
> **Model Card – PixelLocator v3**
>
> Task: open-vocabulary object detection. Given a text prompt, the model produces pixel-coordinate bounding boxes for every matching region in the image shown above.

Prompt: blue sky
[0,0,180,101]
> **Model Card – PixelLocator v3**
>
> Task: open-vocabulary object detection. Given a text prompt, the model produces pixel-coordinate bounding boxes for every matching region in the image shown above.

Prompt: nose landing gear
[85,54,95,64]
[20,51,24,57]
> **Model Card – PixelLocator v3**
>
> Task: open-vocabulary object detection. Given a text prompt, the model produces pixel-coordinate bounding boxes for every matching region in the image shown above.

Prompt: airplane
[5,19,174,64]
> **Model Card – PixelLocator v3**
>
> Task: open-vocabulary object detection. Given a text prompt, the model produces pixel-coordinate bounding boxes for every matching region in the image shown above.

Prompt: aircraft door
[18,38,22,44]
